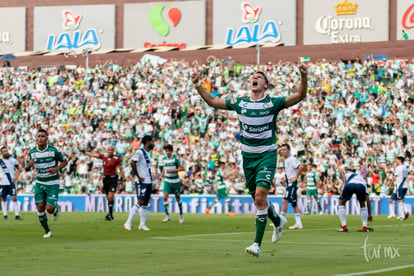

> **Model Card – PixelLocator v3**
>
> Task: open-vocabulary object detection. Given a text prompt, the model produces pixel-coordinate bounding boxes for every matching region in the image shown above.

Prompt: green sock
[164,201,170,216]
[227,200,232,212]
[178,201,183,215]
[317,201,322,212]
[208,200,217,209]
[38,212,50,233]
[254,209,268,246]
[307,201,311,213]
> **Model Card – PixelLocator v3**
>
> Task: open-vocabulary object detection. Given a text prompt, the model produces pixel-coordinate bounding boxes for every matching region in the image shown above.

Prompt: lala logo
[241,2,261,23]
[225,1,281,46]
[63,10,82,30]
[46,10,101,51]
[402,4,414,29]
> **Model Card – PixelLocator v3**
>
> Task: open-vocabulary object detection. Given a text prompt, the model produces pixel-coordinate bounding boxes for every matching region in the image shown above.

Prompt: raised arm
[285,63,308,108]
[191,72,228,110]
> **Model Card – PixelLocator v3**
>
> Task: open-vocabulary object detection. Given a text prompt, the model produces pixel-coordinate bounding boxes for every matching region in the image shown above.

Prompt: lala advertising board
[213,0,296,47]
[33,5,115,52]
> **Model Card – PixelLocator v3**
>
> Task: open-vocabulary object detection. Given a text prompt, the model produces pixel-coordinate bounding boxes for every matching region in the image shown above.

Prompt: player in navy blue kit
[337,159,372,232]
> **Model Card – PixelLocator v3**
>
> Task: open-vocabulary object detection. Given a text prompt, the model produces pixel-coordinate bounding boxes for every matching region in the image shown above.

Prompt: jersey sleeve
[272,96,287,113]
[292,157,301,169]
[225,98,240,111]
[175,155,181,167]
[56,148,65,162]
[131,150,141,162]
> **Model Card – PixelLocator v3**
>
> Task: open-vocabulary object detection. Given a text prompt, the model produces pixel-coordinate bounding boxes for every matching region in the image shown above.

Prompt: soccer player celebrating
[159,144,185,223]
[24,129,68,238]
[388,156,410,220]
[337,159,372,232]
[0,146,23,220]
[191,63,308,257]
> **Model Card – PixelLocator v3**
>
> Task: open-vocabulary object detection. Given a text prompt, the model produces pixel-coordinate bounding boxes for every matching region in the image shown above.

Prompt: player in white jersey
[337,159,372,232]
[279,144,306,229]
[124,135,154,231]
[192,64,308,257]
[0,147,22,220]
[387,156,410,220]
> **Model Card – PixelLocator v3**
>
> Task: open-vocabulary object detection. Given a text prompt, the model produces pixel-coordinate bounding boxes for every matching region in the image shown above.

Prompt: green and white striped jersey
[215,168,226,190]
[306,171,318,190]
[226,96,286,158]
[159,153,181,184]
[28,144,65,185]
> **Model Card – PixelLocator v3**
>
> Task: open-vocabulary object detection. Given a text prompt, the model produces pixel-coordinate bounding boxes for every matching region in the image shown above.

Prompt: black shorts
[0,184,17,197]
[103,175,118,194]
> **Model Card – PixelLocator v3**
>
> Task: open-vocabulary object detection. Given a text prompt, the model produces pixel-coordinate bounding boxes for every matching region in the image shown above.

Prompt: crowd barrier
[12,195,413,215]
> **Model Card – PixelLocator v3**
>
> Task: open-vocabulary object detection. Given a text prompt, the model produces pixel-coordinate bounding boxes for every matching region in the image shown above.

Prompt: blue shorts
[340,183,367,202]
[0,184,17,197]
[135,182,152,200]
[284,182,298,203]
[391,188,408,201]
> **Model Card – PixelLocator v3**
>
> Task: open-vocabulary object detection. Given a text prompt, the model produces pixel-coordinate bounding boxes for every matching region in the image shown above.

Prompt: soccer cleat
[163,216,171,223]
[105,214,114,221]
[245,242,260,257]
[387,215,395,219]
[179,214,184,224]
[15,215,23,220]
[123,223,131,231]
[362,226,369,232]
[53,207,59,221]
[319,211,323,215]
[272,215,287,243]
[288,224,303,230]
[338,226,348,232]
[43,231,53,238]
[3,215,8,220]
[404,212,410,220]
[206,208,211,216]
[227,211,236,216]
[397,216,404,221]
[303,211,309,215]
[138,225,150,231]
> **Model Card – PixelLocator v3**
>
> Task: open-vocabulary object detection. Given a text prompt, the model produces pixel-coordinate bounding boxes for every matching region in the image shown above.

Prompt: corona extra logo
[334,0,358,15]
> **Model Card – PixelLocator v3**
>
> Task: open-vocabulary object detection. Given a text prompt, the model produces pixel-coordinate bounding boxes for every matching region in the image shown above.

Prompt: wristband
[194,81,201,87]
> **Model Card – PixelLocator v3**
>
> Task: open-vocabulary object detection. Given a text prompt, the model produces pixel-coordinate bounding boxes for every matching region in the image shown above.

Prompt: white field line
[334,264,414,276]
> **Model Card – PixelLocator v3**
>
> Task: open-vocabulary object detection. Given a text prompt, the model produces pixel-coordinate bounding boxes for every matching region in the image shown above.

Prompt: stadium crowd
[1,56,414,198]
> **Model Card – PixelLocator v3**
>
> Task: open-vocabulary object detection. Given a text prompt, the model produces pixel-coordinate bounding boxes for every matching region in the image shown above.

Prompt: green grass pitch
[1,212,413,276]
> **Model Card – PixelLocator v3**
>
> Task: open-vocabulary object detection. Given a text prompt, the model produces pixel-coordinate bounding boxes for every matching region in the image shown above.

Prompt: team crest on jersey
[241,108,247,114]
[263,102,271,109]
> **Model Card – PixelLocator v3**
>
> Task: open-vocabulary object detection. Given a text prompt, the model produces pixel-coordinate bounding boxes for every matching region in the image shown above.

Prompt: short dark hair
[37,129,48,136]
[281,143,290,151]
[163,144,173,151]
[397,156,405,163]
[141,135,153,145]
[255,71,269,86]
[0,146,7,151]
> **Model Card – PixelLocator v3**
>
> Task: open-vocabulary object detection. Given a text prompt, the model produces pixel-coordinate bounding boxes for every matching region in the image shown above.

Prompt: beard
[148,144,155,150]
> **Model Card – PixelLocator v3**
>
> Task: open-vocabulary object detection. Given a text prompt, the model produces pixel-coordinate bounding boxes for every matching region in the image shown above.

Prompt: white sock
[389,203,395,216]
[12,201,19,216]
[126,204,140,225]
[280,211,286,217]
[339,206,346,226]
[361,207,368,227]
[140,205,149,226]
[2,201,7,216]
[294,213,302,227]
[398,202,405,218]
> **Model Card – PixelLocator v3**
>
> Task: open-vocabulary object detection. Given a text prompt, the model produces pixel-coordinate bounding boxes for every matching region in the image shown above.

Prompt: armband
[194,81,202,88]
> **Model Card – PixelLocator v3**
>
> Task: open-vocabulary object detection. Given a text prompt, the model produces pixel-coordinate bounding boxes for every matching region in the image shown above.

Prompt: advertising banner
[13,195,413,216]
[124,1,205,50]
[34,5,115,52]
[213,0,296,47]
[0,7,26,53]
[397,0,414,40]
[304,0,389,45]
